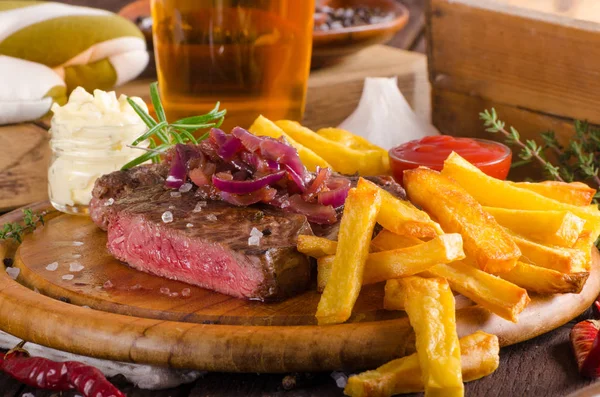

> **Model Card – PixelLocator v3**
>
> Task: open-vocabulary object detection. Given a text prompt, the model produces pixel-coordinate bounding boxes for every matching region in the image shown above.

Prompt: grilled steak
[91,167,312,301]
[90,163,407,301]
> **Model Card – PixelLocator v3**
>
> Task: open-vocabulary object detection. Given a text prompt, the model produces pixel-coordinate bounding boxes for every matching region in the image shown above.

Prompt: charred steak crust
[91,182,312,301]
[91,164,168,230]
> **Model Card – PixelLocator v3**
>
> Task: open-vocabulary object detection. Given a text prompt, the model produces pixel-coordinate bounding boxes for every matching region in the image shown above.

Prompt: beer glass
[151,0,315,131]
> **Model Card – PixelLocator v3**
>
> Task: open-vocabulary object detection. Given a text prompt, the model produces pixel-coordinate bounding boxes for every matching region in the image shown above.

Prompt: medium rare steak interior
[91,175,312,301]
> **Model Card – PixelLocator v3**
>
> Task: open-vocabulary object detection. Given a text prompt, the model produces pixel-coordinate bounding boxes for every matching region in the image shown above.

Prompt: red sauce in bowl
[389,136,512,183]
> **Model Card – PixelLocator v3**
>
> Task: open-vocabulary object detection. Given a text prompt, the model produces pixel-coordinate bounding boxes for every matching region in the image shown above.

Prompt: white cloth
[0,56,65,124]
[0,330,204,390]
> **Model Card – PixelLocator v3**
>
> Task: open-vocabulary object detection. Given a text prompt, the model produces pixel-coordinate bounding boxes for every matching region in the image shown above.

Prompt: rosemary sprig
[123,82,226,170]
[479,109,564,182]
[0,209,46,243]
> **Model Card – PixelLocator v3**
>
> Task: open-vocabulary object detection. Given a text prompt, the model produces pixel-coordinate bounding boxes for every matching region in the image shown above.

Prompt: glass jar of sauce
[49,88,148,215]
[389,135,512,184]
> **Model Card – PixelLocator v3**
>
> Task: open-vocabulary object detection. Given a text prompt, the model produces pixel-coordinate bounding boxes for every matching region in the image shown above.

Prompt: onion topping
[163,127,350,224]
[212,171,286,194]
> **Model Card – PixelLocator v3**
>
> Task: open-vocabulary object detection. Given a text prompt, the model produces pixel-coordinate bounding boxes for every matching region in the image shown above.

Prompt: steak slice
[92,184,312,301]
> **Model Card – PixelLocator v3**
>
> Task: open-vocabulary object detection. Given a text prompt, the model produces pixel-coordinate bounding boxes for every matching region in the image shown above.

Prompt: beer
[151,0,315,131]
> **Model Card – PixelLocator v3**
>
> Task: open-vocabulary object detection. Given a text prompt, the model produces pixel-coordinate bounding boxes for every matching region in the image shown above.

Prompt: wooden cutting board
[0,202,598,373]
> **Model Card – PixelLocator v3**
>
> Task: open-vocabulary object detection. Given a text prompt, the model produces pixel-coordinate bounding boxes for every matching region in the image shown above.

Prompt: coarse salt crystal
[103,198,115,206]
[81,306,90,309]
[193,202,205,212]
[206,214,217,221]
[160,287,170,295]
[69,262,84,272]
[72,241,84,246]
[182,288,191,297]
[168,205,176,210]
[186,223,194,228]
[248,235,260,246]
[113,235,125,244]
[45,261,59,271]
[62,274,74,281]
[72,253,82,259]
[162,211,173,223]
[130,284,142,290]
[331,371,348,388]
[103,280,114,289]
[179,183,193,193]
[5,267,19,280]
[170,191,181,198]
[22,393,35,397]
[250,227,263,237]
[169,292,179,297]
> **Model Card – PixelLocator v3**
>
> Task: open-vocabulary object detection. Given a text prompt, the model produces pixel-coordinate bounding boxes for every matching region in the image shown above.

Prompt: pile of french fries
[297,151,600,397]
[249,116,389,175]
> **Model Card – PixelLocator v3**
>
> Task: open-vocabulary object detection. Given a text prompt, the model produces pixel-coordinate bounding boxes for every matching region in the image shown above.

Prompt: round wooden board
[0,202,599,373]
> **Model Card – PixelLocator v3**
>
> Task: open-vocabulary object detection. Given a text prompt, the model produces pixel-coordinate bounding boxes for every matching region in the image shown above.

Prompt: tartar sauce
[49,87,148,214]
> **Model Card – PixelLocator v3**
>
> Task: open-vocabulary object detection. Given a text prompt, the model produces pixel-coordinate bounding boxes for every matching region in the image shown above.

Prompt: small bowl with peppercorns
[312,0,409,68]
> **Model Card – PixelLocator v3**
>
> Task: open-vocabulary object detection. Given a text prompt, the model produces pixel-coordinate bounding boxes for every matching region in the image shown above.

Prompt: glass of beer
[151,0,315,131]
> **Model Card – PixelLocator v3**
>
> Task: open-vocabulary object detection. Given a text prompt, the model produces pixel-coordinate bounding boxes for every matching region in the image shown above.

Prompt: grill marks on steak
[96,184,312,301]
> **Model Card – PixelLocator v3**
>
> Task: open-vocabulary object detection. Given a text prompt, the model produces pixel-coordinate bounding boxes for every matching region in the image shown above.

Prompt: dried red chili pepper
[0,342,125,396]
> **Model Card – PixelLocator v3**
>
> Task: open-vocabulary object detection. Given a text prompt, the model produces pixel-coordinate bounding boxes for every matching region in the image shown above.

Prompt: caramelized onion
[318,177,351,208]
[165,127,350,225]
[303,167,331,202]
[221,187,277,206]
[212,171,286,195]
[285,194,338,224]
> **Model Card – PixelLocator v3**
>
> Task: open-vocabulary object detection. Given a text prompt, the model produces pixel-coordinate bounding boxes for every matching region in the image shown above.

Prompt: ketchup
[389,135,512,183]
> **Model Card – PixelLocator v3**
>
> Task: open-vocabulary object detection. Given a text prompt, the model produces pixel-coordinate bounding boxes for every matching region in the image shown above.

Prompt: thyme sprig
[0,209,46,243]
[122,82,227,170]
[480,107,600,193]
[479,109,564,181]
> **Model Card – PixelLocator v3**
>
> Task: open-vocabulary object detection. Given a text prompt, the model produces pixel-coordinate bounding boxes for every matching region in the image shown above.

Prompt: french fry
[316,127,386,152]
[424,261,530,323]
[388,277,463,397]
[498,261,589,294]
[316,179,381,325]
[317,234,465,291]
[404,167,520,274]
[248,116,331,171]
[512,181,595,206]
[315,127,390,173]
[483,207,585,247]
[574,229,596,271]
[507,230,588,273]
[296,235,337,258]
[275,120,386,176]
[370,230,423,251]
[297,231,418,258]
[344,331,499,397]
[441,152,600,234]
[362,179,444,239]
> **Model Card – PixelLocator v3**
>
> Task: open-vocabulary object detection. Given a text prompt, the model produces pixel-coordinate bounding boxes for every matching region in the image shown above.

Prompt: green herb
[480,109,564,181]
[0,209,46,243]
[480,109,600,192]
[123,82,227,170]
[481,109,600,247]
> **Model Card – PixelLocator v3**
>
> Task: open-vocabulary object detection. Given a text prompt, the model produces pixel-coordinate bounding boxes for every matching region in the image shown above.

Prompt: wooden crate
[427,0,600,171]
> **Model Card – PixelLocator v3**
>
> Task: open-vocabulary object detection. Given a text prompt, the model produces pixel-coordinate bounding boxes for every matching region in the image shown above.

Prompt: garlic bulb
[338,77,439,150]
